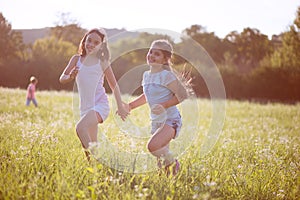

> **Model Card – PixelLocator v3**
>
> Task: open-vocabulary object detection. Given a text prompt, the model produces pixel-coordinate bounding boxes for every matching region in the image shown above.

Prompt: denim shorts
[150,117,182,139]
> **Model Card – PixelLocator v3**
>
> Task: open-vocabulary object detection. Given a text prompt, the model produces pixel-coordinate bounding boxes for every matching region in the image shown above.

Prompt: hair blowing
[78,29,110,62]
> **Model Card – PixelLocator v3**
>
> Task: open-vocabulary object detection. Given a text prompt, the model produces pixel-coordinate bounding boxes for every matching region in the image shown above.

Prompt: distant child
[123,39,188,176]
[26,76,38,107]
[59,28,128,161]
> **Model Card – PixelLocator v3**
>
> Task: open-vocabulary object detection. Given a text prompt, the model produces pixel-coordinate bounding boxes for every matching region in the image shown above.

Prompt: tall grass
[0,87,299,199]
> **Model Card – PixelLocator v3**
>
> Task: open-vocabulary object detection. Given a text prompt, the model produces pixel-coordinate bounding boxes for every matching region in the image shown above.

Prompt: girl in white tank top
[59,28,129,161]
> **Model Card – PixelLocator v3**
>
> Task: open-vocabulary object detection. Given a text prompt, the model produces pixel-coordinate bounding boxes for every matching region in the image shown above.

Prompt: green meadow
[0,87,299,199]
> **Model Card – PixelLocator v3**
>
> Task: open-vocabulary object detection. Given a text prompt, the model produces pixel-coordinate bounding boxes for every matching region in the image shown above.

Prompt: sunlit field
[0,87,299,199]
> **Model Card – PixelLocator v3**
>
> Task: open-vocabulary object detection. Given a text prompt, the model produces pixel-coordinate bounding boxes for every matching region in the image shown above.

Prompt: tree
[110,32,174,71]
[294,6,300,29]
[270,6,300,68]
[30,37,77,89]
[224,28,271,72]
[50,24,86,47]
[0,13,24,63]
[50,12,86,46]
[182,25,226,64]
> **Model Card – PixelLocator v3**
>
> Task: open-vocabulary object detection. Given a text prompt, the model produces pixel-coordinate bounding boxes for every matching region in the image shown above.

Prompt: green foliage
[1,7,300,101]
[0,88,299,199]
[219,65,300,102]
[294,7,300,28]
[110,32,174,69]
[182,25,226,64]
[0,12,13,62]
[224,28,272,72]
[50,24,86,47]
[270,6,300,68]
[30,37,77,89]
[32,36,76,68]
[0,13,24,63]
[270,28,300,68]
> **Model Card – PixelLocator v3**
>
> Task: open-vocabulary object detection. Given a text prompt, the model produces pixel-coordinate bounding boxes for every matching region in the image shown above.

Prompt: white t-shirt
[142,69,180,122]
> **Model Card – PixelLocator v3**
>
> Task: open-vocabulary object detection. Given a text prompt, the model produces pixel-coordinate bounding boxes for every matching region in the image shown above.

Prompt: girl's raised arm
[59,55,79,84]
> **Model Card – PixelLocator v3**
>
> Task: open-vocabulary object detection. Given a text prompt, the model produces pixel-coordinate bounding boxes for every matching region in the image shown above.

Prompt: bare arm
[104,65,129,120]
[162,79,187,108]
[151,79,188,115]
[160,95,180,109]
[128,94,147,111]
[59,55,79,84]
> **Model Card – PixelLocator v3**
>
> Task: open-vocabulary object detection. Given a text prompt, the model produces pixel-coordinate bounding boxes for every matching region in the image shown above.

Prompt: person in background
[26,76,38,107]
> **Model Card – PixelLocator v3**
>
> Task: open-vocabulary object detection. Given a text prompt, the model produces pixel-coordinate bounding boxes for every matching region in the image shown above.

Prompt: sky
[1,0,299,39]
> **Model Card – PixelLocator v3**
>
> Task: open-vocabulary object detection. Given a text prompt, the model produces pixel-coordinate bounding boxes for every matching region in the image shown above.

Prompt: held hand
[151,104,166,115]
[116,103,129,121]
[122,102,131,113]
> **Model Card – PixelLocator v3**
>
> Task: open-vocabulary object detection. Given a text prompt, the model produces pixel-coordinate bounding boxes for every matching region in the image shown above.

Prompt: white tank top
[75,57,108,117]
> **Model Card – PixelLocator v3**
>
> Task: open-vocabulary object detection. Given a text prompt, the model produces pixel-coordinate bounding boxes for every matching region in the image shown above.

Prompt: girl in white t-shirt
[124,39,188,176]
[59,28,129,161]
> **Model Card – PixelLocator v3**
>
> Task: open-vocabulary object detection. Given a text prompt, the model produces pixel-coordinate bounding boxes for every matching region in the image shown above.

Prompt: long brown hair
[78,28,110,62]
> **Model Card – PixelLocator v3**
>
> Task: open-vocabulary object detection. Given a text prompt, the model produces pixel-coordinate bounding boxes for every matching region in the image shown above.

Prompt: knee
[76,122,86,136]
[147,141,156,153]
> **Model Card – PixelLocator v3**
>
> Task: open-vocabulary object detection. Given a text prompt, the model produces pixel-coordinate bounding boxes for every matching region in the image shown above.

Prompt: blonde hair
[30,76,37,83]
[150,39,173,71]
[151,39,194,98]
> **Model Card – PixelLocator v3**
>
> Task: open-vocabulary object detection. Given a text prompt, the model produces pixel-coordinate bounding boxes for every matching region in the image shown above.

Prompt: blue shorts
[150,117,182,139]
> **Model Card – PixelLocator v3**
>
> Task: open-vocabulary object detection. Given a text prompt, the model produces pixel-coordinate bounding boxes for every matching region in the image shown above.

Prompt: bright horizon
[1,0,299,39]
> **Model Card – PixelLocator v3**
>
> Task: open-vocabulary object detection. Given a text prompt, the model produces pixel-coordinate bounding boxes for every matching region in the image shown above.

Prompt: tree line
[0,8,300,103]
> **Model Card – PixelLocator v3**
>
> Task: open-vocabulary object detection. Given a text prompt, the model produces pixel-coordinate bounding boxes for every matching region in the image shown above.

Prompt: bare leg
[76,110,102,160]
[147,125,176,166]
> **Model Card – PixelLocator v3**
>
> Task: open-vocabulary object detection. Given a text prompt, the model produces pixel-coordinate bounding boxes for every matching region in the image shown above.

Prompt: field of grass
[0,87,299,199]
